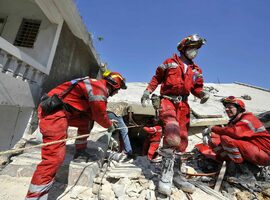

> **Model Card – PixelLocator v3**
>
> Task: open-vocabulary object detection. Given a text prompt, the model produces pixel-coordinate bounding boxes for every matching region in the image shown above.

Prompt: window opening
[14,18,41,48]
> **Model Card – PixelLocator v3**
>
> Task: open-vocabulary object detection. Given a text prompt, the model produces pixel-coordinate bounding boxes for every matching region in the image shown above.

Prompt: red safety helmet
[177,34,206,52]
[103,70,127,90]
[221,96,245,111]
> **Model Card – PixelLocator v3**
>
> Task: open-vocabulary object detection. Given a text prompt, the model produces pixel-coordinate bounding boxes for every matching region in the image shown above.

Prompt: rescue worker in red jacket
[143,125,162,160]
[141,34,209,195]
[25,71,127,200]
[202,96,270,182]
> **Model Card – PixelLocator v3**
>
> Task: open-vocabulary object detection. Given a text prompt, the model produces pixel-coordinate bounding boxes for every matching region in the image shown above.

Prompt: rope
[0,125,142,156]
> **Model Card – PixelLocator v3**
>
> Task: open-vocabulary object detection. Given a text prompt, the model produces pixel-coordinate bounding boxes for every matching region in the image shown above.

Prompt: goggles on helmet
[222,96,237,103]
[221,96,245,111]
[185,34,206,47]
[177,34,206,52]
[103,70,127,90]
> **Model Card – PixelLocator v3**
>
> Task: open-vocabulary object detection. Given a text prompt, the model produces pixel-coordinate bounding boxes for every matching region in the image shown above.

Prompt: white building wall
[0,105,33,151]
[0,0,57,67]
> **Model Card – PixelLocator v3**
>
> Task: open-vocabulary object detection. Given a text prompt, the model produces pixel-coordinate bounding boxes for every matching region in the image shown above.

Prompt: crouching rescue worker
[141,34,209,195]
[143,125,162,161]
[202,96,270,183]
[25,71,127,200]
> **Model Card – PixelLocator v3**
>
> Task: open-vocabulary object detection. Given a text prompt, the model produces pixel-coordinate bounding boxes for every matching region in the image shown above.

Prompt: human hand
[141,90,150,107]
[202,126,212,136]
[108,119,118,133]
[200,91,210,104]
[203,135,211,145]
[202,126,212,145]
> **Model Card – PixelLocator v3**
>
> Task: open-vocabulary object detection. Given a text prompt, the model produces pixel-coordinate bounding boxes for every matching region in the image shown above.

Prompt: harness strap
[59,76,89,99]
[161,94,188,103]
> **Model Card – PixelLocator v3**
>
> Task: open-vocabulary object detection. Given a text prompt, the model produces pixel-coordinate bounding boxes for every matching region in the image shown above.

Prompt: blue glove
[141,90,150,107]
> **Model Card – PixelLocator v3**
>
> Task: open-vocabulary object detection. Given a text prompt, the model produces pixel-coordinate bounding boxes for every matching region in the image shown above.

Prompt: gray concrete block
[0,163,37,177]
[68,161,102,187]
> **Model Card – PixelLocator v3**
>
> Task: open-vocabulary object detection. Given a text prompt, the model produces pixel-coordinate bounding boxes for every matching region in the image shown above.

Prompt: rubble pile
[87,150,270,200]
[87,155,218,200]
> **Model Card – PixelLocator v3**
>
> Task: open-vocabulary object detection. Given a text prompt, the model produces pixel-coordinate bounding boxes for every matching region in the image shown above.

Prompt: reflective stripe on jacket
[48,78,112,128]
[212,112,270,155]
[146,54,204,98]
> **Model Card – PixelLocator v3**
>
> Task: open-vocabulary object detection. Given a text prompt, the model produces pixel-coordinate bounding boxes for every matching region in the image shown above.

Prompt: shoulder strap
[59,76,89,99]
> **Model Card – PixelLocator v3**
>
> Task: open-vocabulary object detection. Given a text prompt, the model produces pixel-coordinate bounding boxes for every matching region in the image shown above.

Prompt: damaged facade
[0,0,101,151]
[0,1,270,199]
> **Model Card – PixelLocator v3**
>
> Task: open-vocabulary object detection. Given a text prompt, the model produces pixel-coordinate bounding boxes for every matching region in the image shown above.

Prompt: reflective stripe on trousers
[25,180,54,200]
[221,136,244,163]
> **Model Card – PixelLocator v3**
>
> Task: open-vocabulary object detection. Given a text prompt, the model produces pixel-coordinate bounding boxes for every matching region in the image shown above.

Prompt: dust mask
[185,48,198,60]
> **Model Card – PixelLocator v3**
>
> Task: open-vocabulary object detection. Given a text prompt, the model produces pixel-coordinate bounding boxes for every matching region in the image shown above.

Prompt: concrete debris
[262,188,270,197]
[204,86,219,94]
[173,175,196,194]
[1,130,270,200]
[112,183,126,197]
[235,191,253,200]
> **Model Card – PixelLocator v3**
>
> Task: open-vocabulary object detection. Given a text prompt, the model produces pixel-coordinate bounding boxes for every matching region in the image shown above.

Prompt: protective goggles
[186,34,206,46]
[103,71,127,89]
[111,74,127,89]
[221,96,239,105]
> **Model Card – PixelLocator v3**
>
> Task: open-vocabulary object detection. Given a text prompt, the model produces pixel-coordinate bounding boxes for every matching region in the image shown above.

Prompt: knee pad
[164,123,180,147]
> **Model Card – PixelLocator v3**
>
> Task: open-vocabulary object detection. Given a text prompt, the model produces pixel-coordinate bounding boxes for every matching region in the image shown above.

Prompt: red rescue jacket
[146,54,204,98]
[48,78,112,128]
[212,112,270,155]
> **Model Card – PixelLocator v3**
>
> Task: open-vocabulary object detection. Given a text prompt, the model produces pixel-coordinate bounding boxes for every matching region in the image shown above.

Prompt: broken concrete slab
[68,161,102,187]
[0,123,112,189]
[106,162,142,179]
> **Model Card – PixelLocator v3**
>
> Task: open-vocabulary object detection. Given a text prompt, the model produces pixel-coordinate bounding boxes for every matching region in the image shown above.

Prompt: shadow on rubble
[47,134,109,200]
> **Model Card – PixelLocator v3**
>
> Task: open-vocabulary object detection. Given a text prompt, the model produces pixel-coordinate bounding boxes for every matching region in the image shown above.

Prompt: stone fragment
[112,183,126,198]
[235,191,253,200]
[145,189,156,200]
[262,188,270,197]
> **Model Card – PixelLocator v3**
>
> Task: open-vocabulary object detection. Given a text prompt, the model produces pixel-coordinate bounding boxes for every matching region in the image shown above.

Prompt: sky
[76,0,270,89]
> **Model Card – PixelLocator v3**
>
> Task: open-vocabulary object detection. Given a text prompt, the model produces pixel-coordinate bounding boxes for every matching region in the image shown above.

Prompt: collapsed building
[108,82,270,155]
[0,0,102,153]
[1,81,270,199]
[1,0,270,199]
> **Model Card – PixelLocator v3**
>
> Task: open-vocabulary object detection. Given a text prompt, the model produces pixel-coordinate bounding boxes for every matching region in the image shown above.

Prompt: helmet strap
[107,84,118,96]
[229,112,243,124]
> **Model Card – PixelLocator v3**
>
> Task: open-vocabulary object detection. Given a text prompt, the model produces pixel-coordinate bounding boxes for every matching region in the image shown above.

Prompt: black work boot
[73,149,98,163]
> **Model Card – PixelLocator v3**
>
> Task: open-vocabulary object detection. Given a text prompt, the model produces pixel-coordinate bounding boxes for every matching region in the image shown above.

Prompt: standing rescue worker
[107,102,135,158]
[141,34,209,195]
[25,71,127,200]
[202,96,270,182]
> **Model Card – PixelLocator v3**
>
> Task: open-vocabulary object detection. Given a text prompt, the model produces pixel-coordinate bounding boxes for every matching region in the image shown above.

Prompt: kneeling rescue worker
[202,96,270,183]
[141,34,209,195]
[25,71,127,200]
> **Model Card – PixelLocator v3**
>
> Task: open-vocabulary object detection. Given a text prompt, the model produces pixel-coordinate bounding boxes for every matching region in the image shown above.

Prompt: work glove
[108,119,118,133]
[141,90,150,107]
[202,126,212,145]
[203,135,211,145]
[200,91,210,104]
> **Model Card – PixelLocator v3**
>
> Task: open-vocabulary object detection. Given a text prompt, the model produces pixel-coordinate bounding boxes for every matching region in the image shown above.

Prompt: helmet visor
[186,34,206,48]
